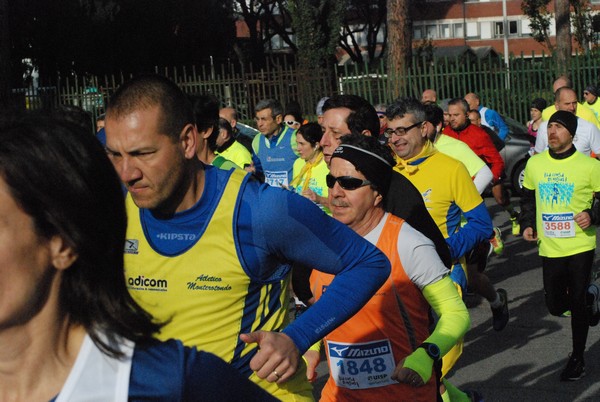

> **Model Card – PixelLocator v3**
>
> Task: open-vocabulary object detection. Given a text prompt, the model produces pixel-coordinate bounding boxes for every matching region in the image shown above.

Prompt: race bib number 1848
[327,339,396,390]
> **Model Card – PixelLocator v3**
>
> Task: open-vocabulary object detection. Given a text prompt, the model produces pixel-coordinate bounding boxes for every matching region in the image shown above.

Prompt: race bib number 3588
[327,339,396,390]
[542,212,575,238]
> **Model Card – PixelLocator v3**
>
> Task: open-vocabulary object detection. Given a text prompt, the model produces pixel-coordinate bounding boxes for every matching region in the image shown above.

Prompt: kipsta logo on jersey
[124,239,139,254]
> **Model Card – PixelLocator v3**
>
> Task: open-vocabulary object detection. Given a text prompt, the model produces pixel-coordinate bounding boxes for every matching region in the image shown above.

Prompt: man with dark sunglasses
[305,134,469,401]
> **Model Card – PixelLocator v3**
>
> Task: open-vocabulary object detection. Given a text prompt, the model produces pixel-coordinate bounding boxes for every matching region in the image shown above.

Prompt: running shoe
[491,288,509,331]
[510,216,520,236]
[560,354,585,381]
[561,310,572,318]
[489,227,504,255]
[586,283,600,326]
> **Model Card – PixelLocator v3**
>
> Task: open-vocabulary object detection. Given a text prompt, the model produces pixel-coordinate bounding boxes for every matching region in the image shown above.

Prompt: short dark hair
[448,98,469,114]
[322,95,380,137]
[107,74,194,142]
[190,94,221,152]
[423,103,444,127]
[297,122,323,146]
[284,100,303,122]
[386,97,426,123]
[52,104,95,136]
[468,109,481,118]
[0,112,161,357]
[218,117,233,139]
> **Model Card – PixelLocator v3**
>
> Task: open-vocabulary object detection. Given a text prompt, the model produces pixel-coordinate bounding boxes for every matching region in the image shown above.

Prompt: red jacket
[443,123,505,182]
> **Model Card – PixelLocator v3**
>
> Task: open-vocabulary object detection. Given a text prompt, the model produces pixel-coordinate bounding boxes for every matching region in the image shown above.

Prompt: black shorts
[465,240,490,272]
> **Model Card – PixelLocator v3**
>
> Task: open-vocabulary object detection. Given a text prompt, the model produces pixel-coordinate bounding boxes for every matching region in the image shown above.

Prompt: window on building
[270,35,282,50]
[494,21,504,37]
[454,23,464,38]
[426,24,438,39]
[466,21,479,38]
[414,25,424,40]
[440,24,452,38]
[494,20,520,38]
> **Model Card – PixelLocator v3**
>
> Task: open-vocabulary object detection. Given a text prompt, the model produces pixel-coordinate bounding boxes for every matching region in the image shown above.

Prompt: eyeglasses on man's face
[326,174,372,190]
[285,120,301,128]
[383,121,423,138]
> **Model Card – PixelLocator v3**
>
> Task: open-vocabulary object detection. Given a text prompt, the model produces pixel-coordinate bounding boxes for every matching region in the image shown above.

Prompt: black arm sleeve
[384,172,452,268]
[519,187,536,234]
[583,192,600,226]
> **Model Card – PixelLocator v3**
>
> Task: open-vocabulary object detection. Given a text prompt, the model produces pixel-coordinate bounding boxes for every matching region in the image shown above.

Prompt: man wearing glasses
[582,85,600,120]
[386,97,497,402]
[251,98,299,187]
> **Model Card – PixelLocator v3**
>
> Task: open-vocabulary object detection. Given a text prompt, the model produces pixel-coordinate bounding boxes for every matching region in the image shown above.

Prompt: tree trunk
[555,0,571,77]
[0,0,10,107]
[386,0,411,98]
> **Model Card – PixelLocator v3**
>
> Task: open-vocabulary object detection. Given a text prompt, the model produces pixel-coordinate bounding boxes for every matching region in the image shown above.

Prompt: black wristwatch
[418,342,441,361]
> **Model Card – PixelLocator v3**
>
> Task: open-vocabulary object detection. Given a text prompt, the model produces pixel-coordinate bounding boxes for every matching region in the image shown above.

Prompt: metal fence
[13,51,600,126]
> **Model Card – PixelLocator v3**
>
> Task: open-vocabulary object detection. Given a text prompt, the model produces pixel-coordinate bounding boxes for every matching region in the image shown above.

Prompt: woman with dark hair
[527,98,547,143]
[0,113,275,401]
[289,122,330,214]
[284,101,304,130]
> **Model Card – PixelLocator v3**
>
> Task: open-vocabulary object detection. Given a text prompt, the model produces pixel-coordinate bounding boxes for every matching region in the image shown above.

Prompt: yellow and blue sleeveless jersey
[123,165,390,399]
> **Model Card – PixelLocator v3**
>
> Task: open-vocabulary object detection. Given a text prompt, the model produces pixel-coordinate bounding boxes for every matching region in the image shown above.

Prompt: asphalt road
[310,198,600,401]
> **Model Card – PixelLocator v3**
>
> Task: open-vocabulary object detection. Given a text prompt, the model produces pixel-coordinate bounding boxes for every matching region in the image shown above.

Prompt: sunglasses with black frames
[326,174,372,190]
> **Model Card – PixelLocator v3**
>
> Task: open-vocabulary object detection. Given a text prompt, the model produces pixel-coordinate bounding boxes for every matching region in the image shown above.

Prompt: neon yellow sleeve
[403,276,470,382]
[307,340,322,353]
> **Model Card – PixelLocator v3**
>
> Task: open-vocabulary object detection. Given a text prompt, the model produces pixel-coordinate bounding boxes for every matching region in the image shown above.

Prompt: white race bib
[542,212,576,238]
[265,171,288,187]
[327,339,397,390]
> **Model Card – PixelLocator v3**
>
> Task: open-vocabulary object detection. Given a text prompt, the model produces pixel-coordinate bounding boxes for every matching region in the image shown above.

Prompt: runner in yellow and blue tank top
[105,75,390,401]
